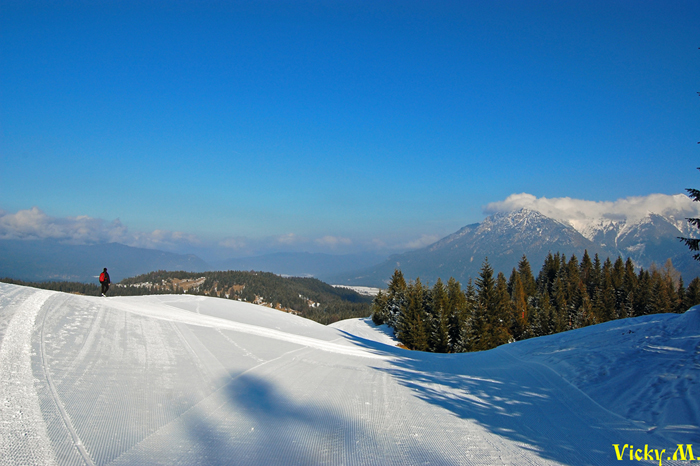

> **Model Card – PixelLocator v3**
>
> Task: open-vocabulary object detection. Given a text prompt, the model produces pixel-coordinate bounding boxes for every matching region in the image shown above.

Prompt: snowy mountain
[333,208,700,288]
[333,209,609,287]
[2,282,697,465]
[565,210,700,280]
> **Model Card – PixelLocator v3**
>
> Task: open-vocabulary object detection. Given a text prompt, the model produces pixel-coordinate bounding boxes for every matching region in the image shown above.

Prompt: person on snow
[99,268,111,296]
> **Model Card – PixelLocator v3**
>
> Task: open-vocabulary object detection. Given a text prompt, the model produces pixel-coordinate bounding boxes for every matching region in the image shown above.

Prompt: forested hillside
[372,251,700,352]
[1,270,372,325]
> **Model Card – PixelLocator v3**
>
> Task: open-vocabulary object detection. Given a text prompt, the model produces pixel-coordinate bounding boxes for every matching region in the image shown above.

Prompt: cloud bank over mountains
[484,193,699,233]
[3,193,697,258]
[0,207,199,251]
[0,207,365,256]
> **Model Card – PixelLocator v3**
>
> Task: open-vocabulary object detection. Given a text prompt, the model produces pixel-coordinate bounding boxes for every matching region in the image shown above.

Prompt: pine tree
[507,268,518,297]
[385,269,407,330]
[621,258,638,317]
[593,263,616,322]
[371,290,389,325]
[648,270,672,315]
[679,167,700,260]
[509,271,529,340]
[633,270,652,316]
[492,272,514,346]
[662,259,682,287]
[573,281,595,328]
[410,279,429,351]
[552,273,569,332]
[429,278,451,353]
[379,244,697,353]
[530,291,555,337]
[675,277,686,314]
[566,254,581,296]
[450,279,473,352]
[397,279,429,351]
[566,274,585,329]
[517,255,538,298]
[470,258,496,351]
[684,277,700,309]
[422,284,435,347]
[592,253,602,294]
[580,250,594,295]
[537,252,560,297]
[666,273,680,314]
[611,256,626,316]
[612,257,625,290]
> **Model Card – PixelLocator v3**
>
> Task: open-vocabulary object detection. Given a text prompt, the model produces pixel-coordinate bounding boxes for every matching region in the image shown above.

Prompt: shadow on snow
[183,372,447,466]
[336,331,654,466]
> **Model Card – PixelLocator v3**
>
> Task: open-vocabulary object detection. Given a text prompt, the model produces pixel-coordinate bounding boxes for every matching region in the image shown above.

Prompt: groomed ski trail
[0,288,57,466]
[1,284,695,465]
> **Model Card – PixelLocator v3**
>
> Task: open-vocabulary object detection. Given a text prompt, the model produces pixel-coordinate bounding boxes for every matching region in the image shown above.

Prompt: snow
[0,288,57,466]
[331,285,383,297]
[505,307,700,442]
[329,317,398,347]
[0,282,698,465]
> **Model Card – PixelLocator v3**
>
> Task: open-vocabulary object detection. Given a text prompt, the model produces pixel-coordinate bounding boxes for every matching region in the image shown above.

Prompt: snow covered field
[0,282,697,465]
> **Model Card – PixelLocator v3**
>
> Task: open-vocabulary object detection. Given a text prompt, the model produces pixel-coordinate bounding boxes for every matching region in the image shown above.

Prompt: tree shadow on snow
[182,371,446,466]
[337,332,653,466]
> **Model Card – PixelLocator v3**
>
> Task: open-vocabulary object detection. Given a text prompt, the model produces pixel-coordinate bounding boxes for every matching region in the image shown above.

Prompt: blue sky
[1,1,699,259]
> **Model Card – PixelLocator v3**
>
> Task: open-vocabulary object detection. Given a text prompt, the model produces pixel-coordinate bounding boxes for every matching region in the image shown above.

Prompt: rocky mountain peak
[334,206,700,288]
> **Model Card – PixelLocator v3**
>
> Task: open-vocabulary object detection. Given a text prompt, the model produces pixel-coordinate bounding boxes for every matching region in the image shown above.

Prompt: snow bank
[504,306,700,443]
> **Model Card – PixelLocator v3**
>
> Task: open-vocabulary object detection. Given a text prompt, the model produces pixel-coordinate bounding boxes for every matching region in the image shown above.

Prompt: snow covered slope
[1,282,697,465]
[329,317,398,346]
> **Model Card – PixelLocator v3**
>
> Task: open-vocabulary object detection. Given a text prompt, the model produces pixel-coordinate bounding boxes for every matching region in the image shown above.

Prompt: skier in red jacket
[99,268,111,296]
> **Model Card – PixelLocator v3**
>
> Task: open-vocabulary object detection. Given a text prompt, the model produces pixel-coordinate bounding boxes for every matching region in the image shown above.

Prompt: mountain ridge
[3,206,698,287]
[332,207,700,287]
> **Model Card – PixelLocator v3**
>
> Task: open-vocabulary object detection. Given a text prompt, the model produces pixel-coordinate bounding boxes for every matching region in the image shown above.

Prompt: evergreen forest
[371,251,700,352]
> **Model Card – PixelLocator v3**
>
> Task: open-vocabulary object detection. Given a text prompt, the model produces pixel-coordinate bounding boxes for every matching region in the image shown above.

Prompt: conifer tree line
[371,251,700,352]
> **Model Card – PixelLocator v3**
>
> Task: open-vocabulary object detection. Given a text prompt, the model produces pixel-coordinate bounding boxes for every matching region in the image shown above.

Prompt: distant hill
[6,269,372,325]
[211,251,386,281]
[4,206,699,289]
[331,208,700,287]
[0,239,209,283]
[0,240,387,285]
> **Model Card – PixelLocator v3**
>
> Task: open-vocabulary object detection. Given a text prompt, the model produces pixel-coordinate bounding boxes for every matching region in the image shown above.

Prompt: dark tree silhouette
[679,80,700,260]
[680,174,700,260]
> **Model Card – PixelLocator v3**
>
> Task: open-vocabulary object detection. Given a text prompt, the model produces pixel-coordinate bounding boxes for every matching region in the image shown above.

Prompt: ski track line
[106,340,312,465]
[106,298,393,361]
[0,289,58,466]
[63,300,105,380]
[192,300,265,364]
[40,294,96,466]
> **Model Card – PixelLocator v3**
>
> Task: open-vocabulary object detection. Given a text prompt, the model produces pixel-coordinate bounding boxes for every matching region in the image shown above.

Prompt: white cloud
[0,208,373,257]
[0,207,124,243]
[130,229,201,250]
[0,207,201,250]
[276,233,304,245]
[484,193,700,229]
[219,236,248,250]
[402,234,440,250]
